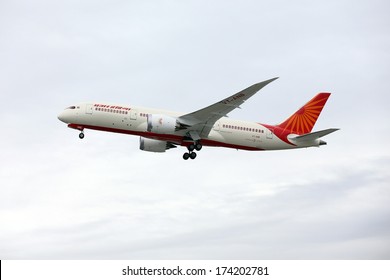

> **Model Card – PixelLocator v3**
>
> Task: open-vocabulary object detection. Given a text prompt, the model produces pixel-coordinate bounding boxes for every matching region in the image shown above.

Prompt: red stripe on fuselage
[68,123,264,151]
[260,123,295,146]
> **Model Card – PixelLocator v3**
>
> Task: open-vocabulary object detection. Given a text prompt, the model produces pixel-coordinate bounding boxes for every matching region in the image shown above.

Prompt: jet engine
[139,137,176,153]
[147,114,177,134]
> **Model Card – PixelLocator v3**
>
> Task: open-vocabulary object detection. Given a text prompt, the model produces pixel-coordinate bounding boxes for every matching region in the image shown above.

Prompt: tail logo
[277,93,330,135]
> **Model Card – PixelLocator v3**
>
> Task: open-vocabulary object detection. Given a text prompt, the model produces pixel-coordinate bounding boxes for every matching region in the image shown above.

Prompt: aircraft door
[130,110,137,120]
[85,104,94,114]
[266,129,274,139]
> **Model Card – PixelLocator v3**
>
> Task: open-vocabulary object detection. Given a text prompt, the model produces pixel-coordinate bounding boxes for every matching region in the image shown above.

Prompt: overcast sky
[1,0,389,259]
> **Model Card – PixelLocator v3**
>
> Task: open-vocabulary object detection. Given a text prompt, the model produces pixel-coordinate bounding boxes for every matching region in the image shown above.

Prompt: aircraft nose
[57,111,67,123]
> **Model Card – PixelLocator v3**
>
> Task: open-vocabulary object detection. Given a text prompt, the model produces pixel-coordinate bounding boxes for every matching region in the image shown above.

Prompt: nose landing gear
[68,124,85,139]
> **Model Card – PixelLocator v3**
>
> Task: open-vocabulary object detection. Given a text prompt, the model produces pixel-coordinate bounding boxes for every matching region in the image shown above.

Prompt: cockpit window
[66,106,76,109]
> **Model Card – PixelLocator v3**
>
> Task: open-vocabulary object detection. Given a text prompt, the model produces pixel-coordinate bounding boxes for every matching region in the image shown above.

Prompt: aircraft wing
[178,77,278,138]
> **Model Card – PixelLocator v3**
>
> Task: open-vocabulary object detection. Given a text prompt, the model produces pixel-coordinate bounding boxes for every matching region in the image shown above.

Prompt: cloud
[1,139,389,259]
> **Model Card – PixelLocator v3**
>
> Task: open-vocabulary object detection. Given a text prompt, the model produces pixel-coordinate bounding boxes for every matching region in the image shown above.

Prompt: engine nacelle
[147,114,177,134]
[139,137,176,153]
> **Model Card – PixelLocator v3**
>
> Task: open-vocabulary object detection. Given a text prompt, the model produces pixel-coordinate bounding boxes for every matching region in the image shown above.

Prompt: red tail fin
[277,93,331,135]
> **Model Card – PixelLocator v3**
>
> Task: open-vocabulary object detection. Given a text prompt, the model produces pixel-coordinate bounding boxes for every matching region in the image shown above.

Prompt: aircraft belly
[78,112,142,133]
[207,130,226,144]
[215,130,294,151]
[260,137,295,150]
[208,130,258,150]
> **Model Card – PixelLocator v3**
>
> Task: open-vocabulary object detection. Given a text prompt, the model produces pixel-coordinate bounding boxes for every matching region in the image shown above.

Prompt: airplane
[57,77,339,160]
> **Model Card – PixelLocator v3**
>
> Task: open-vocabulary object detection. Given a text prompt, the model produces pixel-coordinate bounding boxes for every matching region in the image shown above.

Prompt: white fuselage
[58,102,312,151]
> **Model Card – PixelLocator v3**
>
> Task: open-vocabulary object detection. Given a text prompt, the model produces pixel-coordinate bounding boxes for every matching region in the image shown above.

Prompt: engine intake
[147,114,178,134]
[139,137,176,153]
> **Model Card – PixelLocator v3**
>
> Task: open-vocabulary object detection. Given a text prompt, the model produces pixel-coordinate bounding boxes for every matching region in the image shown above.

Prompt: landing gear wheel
[79,132,85,139]
[188,144,195,152]
[195,143,202,151]
[190,152,197,160]
[183,152,190,160]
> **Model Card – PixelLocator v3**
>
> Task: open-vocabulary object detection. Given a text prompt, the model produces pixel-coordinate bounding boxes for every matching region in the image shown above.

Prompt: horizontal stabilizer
[290,128,339,143]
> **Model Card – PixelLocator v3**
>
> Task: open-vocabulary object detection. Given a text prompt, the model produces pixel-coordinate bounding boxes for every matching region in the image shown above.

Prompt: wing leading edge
[178,77,278,138]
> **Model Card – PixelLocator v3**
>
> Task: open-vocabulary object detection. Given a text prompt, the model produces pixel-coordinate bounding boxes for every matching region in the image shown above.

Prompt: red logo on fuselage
[94,104,131,111]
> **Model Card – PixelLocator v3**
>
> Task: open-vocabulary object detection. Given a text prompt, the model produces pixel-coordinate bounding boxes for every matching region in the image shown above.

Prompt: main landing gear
[79,131,85,139]
[183,142,202,160]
